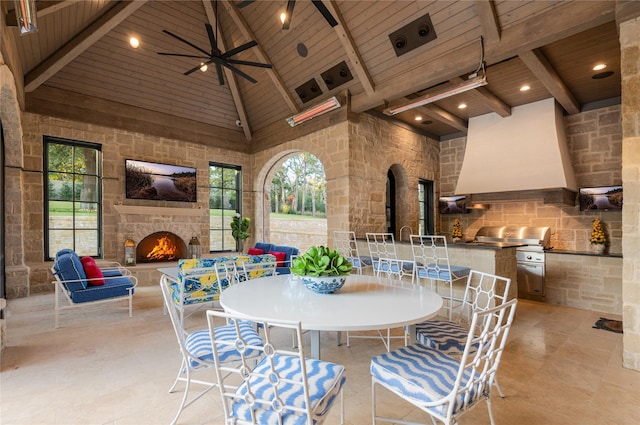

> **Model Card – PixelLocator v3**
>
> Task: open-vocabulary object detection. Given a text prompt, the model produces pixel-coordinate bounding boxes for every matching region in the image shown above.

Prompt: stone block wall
[10,113,251,297]
[546,253,623,314]
[439,105,623,254]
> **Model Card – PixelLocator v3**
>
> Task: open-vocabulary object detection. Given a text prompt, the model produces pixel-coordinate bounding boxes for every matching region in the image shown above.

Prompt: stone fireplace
[113,204,207,265]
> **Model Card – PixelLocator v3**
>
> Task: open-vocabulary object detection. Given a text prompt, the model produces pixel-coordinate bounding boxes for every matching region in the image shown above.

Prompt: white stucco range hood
[455,98,577,202]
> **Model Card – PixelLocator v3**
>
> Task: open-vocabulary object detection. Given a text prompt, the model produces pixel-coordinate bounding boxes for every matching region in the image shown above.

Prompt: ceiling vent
[389,13,437,57]
[295,78,323,103]
[321,61,353,90]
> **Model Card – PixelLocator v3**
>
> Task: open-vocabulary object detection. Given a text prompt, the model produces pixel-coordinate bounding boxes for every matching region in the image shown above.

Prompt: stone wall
[439,105,623,254]
[620,15,640,370]
[9,112,251,297]
[269,217,327,253]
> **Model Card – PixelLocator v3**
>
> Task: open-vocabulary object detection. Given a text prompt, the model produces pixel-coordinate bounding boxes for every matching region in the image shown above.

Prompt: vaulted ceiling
[3,0,637,151]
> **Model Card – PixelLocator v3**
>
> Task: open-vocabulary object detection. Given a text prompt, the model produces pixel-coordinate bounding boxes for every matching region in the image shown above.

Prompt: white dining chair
[410,234,470,320]
[371,298,518,425]
[207,309,347,425]
[333,230,375,275]
[159,273,262,425]
[366,232,415,282]
[342,232,413,351]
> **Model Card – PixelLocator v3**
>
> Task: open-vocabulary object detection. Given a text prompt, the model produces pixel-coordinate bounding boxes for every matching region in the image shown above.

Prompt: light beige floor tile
[2,286,640,425]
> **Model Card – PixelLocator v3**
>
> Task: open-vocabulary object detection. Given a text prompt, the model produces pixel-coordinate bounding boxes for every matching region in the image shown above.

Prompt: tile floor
[1,286,639,425]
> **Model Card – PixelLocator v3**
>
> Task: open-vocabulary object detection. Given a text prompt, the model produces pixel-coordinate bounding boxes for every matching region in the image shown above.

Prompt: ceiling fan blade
[282,0,295,30]
[210,56,257,84]
[312,1,338,27]
[216,63,225,85]
[184,59,214,76]
[205,23,220,56]
[236,0,255,8]
[162,29,210,57]
[157,52,210,59]
[221,40,258,59]
[225,58,273,69]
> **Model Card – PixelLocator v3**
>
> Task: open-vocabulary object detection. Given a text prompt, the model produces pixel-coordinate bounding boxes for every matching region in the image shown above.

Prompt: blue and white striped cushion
[416,320,469,353]
[370,344,479,416]
[231,354,346,424]
[417,264,470,281]
[184,322,262,368]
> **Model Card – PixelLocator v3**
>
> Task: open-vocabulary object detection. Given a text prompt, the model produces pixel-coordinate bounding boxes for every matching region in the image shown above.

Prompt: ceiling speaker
[320,61,353,91]
[389,13,437,57]
[295,78,323,103]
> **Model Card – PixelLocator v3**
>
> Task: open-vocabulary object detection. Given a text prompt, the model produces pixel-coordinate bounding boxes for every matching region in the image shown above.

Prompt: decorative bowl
[300,275,347,294]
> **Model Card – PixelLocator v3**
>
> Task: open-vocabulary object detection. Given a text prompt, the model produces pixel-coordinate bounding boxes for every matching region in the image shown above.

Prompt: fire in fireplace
[136,232,188,263]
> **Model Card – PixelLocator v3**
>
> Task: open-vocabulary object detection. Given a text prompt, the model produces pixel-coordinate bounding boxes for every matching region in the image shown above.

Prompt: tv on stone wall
[125,159,197,202]
[579,185,623,211]
[438,196,468,214]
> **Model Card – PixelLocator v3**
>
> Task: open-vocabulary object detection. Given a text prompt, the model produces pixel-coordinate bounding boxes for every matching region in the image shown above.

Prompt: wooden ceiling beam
[220,0,299,114]
[518,49,580,114]
[418,103,468,132]
[474,0,501,44]
[24,0,146,92]
[351,0,615,113]
[324,0,375,95]
[449,76,511,117]
[203,0,252,141]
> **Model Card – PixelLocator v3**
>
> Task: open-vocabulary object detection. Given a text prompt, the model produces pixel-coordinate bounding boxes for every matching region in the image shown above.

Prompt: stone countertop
[547,249,622,258]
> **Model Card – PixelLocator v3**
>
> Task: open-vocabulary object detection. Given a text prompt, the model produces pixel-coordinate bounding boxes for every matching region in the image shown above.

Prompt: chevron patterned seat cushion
[231,354,346,424]
[375,259,415,273]
[417,264,471,281]
[370,344,480,416]
[415,320,470,353]
[184,322,262,368]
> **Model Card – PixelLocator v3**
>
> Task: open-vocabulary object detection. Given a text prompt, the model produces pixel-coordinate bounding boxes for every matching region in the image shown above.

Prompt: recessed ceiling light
[520,85,530,92]
[200,63,208,72]
[415,116,423,121]
[129,37,139,48]
[458,103,467,109]
[593,63,607,71]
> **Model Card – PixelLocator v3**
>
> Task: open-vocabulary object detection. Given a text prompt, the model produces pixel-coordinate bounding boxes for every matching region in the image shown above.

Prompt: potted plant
[451,218,463,242]
[590,218,606,253]
[290,245,353,294]
[230,213,250,252]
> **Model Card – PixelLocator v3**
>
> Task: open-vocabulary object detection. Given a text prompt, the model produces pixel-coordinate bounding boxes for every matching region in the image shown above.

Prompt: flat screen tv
[579,185,622,211]
[125,159,197,202]
[439,196,468,214]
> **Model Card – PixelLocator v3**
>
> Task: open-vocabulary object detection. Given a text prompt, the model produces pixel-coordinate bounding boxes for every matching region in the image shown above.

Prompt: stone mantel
[113,204,205,217]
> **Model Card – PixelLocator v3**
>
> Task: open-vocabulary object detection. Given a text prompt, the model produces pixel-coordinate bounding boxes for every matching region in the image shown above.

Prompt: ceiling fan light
[287,97,341,127]
[280,13,287,24]
[200,63,208,72]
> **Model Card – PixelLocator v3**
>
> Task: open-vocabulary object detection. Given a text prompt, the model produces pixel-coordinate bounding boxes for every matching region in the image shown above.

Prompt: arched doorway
[259,152,328,252]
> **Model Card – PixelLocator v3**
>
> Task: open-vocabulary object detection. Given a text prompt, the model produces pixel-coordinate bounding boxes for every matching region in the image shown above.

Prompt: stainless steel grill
[470,226,551,300]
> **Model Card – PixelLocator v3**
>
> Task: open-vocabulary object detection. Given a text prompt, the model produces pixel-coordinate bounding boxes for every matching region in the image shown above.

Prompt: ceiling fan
[157,23,272,85]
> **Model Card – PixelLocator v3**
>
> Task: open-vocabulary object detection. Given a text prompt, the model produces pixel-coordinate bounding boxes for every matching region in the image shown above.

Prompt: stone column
[1,61,30,300]
[620,15,640,371]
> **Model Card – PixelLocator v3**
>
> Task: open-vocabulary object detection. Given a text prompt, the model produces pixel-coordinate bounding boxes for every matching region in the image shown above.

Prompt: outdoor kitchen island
[357,240,520,303]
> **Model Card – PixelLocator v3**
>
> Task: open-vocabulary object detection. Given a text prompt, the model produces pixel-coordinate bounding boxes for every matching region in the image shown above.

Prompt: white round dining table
[219,273,443,359]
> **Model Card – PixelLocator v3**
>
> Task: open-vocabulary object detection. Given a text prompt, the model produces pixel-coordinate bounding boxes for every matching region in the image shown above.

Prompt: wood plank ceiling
[2,0,633,149]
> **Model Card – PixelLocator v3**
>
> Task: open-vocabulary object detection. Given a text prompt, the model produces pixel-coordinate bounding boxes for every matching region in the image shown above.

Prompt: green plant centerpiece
[290,246,352,294]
